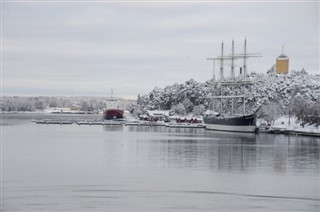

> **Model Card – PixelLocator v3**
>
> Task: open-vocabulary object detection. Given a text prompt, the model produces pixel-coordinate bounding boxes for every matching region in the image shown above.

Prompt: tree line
[1,96,108,112]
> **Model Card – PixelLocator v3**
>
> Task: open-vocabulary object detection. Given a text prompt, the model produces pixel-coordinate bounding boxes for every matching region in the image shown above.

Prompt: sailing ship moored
[203,39,262,133]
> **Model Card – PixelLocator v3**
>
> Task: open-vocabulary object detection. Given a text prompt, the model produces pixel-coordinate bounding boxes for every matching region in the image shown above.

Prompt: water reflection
[131,131,320,174]
[124,125,206,134]
[144,139,258,171]
[206,130,257,143]
[3,116,320,212]
[124,125,168,133]
[103,125,124,132]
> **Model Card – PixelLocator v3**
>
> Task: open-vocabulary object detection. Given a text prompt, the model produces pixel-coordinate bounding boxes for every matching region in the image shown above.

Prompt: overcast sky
[2,1,319,98]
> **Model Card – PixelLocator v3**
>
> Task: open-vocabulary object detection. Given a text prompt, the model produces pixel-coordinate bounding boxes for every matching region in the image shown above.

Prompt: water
[1,114,320,211]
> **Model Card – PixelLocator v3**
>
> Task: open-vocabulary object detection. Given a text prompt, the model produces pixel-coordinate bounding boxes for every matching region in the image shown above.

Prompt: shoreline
[2,112,320,138]
[259,127,320,137]
[259,115,320,137]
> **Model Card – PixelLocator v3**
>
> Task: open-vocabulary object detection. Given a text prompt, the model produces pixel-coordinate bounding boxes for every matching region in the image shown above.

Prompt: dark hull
[103,109,124,120]
[204,114,257,133]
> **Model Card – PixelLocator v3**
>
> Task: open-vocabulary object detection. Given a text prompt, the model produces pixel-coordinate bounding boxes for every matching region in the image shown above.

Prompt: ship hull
[103,109,124,120]
[204,114,257,133]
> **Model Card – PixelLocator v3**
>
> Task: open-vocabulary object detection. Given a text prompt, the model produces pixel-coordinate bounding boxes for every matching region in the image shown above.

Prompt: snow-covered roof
[147,110,170,117]
[169,116,203,120]
[204,110,219,116]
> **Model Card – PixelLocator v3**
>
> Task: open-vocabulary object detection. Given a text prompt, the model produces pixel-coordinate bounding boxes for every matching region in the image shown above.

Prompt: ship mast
[207,39,261,83]
[211,59,216,111]
[220,41,224,113]
[206,38,262,116]
[243,39,247,114]
[212,58,216,82]
[243,38,247,79]
[220,41,224,80]
[231,39,235,80]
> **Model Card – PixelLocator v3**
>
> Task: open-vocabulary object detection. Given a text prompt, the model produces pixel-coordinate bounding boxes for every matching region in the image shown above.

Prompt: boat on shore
[203,39,262,133]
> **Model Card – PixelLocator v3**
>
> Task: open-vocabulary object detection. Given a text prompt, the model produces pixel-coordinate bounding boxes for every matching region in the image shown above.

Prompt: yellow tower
[276,46,289,74]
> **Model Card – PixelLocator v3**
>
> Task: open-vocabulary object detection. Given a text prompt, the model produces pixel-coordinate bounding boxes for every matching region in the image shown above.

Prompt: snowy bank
[269,115,320,136]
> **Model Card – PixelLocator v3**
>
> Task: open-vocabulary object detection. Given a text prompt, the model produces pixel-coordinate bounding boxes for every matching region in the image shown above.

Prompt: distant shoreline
[260,127,320,137]
[2,112,320,138]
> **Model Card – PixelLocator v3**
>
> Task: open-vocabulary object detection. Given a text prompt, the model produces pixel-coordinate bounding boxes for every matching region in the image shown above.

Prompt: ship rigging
[203,39,262,133]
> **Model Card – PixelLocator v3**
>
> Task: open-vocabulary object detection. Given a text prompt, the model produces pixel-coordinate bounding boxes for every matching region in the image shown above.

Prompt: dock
[35,120,73,125]
[166,123,205,129]
[77,121,122,126]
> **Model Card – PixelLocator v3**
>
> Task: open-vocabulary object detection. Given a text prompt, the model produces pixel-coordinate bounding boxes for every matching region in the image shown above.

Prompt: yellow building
[276,48,289,74]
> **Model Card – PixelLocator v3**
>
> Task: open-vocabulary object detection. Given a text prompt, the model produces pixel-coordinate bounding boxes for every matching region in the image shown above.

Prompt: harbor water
[1,114,320,211]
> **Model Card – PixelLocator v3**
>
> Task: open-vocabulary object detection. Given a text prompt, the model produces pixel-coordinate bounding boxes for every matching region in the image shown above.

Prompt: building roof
[147,110,170,117]
[277,53,288,59]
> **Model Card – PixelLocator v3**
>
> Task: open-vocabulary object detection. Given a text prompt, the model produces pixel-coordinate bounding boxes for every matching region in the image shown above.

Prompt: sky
[2,1,319,99]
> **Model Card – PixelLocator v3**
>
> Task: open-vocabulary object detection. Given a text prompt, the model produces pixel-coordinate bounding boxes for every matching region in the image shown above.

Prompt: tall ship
[203,39,261,133]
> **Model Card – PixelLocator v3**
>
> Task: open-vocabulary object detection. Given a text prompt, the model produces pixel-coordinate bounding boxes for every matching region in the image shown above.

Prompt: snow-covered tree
[192,105,206,116]
[171,103,186,115]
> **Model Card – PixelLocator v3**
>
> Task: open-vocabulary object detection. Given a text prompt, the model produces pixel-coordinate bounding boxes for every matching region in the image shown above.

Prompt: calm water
[1,114,320,211]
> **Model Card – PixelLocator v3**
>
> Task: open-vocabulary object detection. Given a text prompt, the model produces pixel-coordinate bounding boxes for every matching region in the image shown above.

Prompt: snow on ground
[272,115,320,134]
[44,108,72,113]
